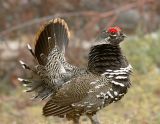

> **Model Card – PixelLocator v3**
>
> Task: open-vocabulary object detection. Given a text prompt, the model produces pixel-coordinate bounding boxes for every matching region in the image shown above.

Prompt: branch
[0,0,153,37]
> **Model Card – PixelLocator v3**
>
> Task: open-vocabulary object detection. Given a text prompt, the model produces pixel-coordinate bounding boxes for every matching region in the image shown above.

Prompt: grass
[0,32,160,124]
[0,70,159,124]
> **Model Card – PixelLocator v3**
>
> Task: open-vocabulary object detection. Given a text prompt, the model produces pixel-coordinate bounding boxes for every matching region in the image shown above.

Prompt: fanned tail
[18,18,70,100]
[18,78,53,100]
[34,18,70,65]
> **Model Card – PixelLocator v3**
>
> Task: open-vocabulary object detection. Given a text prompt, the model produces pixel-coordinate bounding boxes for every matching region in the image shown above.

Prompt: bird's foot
[87,114,101,124]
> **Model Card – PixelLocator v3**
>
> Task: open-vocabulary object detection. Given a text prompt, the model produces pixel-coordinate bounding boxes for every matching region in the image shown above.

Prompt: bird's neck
[88,44,128,74]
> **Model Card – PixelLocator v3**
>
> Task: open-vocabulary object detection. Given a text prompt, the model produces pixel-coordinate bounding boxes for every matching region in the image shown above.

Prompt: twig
[0,0,153,37]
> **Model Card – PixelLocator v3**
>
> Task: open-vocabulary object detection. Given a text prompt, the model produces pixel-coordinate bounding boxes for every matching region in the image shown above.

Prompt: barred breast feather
[88,44,128,74]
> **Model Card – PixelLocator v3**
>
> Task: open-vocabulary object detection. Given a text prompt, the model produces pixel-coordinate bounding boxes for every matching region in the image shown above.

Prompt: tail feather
[18,78,53,100]
[34,18,70,65]
[27,44,36,59]
[19,18,71,101]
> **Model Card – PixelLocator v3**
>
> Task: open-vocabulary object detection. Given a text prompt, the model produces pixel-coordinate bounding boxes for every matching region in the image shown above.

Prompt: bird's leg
[88,114,101,124]
[72,117,80,124]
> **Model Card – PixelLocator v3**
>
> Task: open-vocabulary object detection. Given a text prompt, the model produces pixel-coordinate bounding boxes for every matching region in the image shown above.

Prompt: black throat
[88,44,128,75]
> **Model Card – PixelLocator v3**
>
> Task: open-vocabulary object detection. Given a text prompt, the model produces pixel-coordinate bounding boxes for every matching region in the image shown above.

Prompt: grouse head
[97,26,126,45]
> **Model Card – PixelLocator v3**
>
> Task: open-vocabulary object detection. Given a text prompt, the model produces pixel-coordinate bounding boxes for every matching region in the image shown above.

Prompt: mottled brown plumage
[19,18,132,124]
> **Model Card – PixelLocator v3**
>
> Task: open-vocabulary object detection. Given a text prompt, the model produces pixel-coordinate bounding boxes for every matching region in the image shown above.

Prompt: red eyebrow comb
[107,26,121,33]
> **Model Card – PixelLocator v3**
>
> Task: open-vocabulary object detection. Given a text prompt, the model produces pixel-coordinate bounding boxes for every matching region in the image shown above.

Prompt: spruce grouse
[18,18,132,124]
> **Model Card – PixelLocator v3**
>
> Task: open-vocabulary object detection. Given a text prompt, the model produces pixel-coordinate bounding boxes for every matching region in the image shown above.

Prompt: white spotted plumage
[111,80,125,87]
[19,18,133,124]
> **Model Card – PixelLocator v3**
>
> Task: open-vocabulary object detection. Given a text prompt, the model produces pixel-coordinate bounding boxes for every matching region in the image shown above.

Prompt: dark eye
[111,32,116,35]
[110,33,117,38]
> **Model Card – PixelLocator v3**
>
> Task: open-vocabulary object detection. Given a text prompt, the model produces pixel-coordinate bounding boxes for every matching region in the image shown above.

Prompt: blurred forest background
[0,0,160,124]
